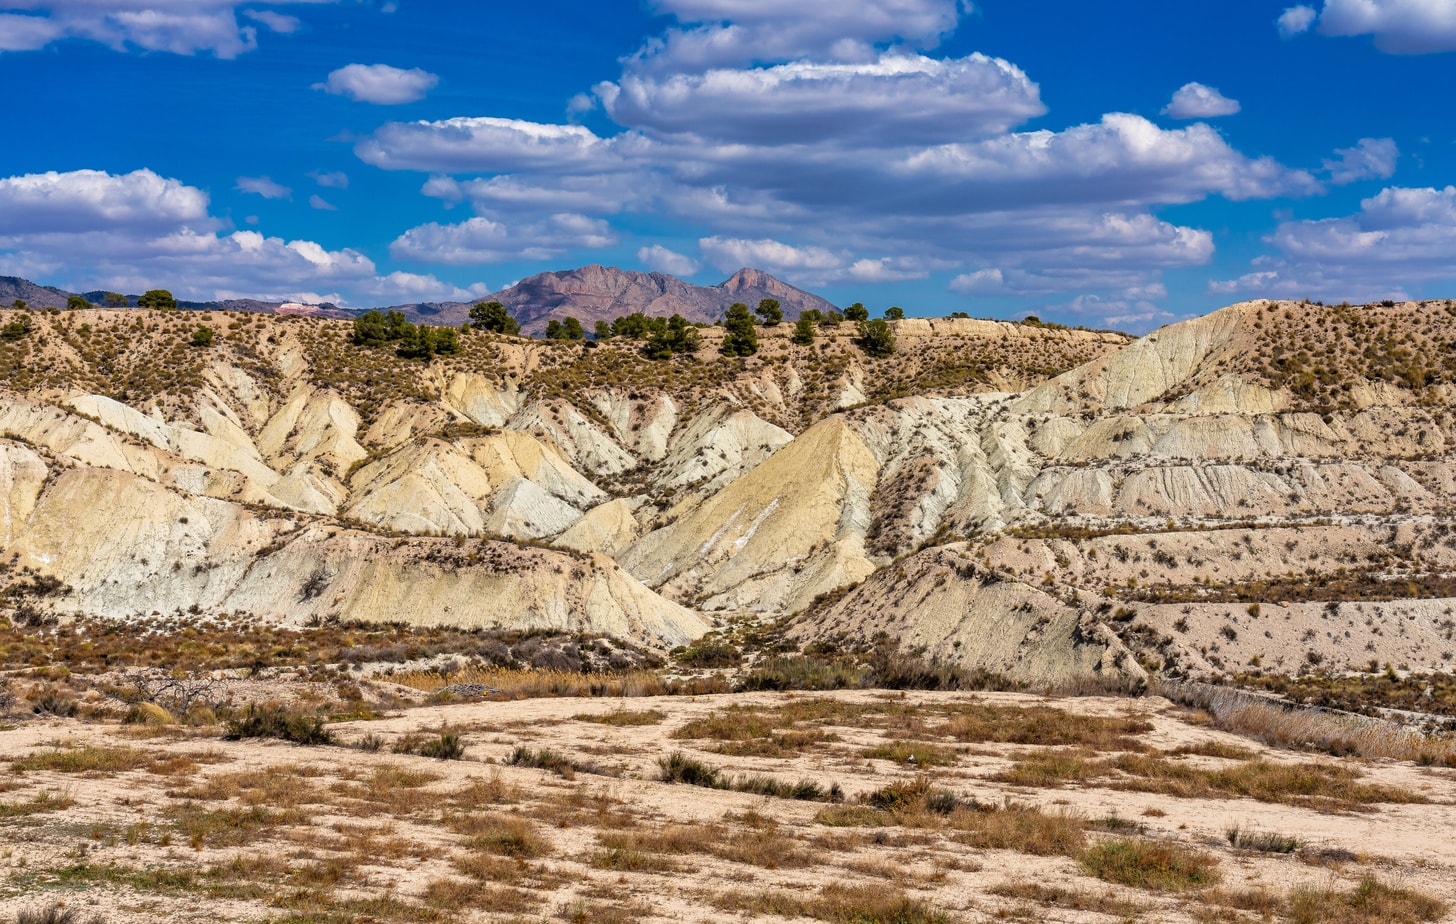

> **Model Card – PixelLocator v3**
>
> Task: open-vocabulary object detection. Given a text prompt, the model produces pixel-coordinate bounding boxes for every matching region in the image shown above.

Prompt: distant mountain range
[0,266,837,334]
[392,265,837,335]
[0,276,352,318]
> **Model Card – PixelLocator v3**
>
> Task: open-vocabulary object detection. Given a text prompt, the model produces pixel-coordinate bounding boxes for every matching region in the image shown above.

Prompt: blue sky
[1,0,1454,330]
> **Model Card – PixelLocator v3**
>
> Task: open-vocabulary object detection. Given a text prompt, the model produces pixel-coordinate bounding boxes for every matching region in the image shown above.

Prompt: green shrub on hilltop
[720,303,758,357]
[468,300,520,335]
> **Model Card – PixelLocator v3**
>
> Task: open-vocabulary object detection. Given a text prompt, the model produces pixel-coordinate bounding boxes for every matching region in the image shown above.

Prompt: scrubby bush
[545,317,585,341]
[755,298,782,326]
[224,703,335,746]
[855,318,896,357]
[468,300,520,335]
[720,303,758,357]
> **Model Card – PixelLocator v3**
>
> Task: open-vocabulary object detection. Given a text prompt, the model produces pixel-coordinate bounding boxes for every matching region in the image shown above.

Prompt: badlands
[2,297,1456,922]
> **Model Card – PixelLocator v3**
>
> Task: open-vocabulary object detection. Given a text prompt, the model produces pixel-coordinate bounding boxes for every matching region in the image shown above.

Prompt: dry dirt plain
[2,689,1453,924]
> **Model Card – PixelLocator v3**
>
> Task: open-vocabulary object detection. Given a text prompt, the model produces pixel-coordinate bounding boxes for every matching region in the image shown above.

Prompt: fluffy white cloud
[310,171,349,189]
[357,118,614,173]
[370,272,490,303]
[422,173,646,215]
[389,214,617,265]
[1210,186,1456,300]
[637,244,700,276]
[0,168,474,306]
[1162,82,1241,119]
[1278,5,1317,37]
[0,13,63,50]
[1051,293,1177,329]
[308,194,337,211]
[637,0,964,71]
[316,63,439,105]
[699,236,843,276]
[1280,0,1456,53]
[899,114,1317,208]
[241,9,298,34]
[235,176,291,199]
[599,52,1043,145]
[696,236,929,286]
[1323,137,1398,185]
[0,0,328,57]
[0,169,209,234]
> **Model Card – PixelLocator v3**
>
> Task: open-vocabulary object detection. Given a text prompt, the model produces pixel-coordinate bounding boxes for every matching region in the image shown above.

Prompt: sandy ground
[2,689,1454,923]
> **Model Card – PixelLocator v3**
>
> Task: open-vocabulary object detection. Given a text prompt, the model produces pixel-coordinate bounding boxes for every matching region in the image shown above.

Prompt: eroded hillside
[3,299,1456,691]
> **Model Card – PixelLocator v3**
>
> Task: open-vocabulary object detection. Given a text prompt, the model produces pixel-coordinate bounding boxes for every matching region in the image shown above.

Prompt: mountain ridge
[390,265,838,334]
[0,265,837,334]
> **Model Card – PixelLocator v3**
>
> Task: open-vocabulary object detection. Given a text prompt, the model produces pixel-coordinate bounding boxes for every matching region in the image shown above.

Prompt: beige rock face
[794,544,1143,686]
[622,416,880,613]
[7,465,705,650]
[556,499,640,556]
[3,299,1454,675]
[0,442,47,547]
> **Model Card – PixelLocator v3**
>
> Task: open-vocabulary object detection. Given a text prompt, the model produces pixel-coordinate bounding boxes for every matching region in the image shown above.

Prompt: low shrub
[17,903,99,924]
[1079,838,1221,891]
[224,704,335,746]
[658,752,843,802]
[1226,824,1299,853]
[657,751,722,788]
[1290,874,1446,924]
[419,733,466,760]
[507,746,579,778]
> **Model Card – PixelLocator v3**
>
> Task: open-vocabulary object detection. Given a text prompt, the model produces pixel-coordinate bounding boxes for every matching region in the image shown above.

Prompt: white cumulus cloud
[1210,185,1456,301]
[308,194,338,211]
[316,63,439,104]
[357,117,613,173]
[0,167,474,307]
[637,0,965,71]
[389,214,617,265]
[0,168,210,234]
[310,171,349,189]
[1278,5,1317,37]
[699,236,843,277]
[1323,137,1399,185]
[1280,0,1456,53]
[235,176,291,200]
[637,244,700,276]
[1162,82,1241,119]
[599,52,1044,145]
[0,0,328,57]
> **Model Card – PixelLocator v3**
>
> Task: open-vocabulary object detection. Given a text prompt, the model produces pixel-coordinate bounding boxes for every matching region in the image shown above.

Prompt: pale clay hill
[2,299,1455,687]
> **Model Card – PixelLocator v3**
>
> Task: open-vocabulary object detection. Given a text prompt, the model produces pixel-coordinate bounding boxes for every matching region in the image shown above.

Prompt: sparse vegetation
[1078,838,1222,891]
[224,704,335,746]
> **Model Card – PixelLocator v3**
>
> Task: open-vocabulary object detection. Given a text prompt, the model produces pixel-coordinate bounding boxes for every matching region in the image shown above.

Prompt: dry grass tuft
[1290,874,1447,924]
[948,802,1087,856]
[714,883,950,923]
[862,740,957,766]
[449,812,551,858]
[1162,681,1456,767]
[1079,838,1222,891]
[989,881,1147,917]
[572,708,666,726]
[10,745,153,775]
